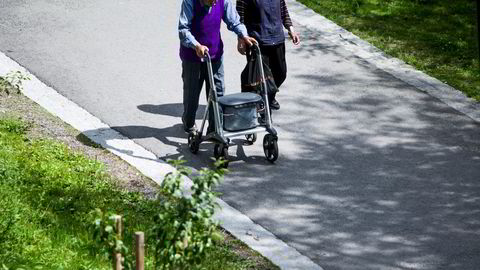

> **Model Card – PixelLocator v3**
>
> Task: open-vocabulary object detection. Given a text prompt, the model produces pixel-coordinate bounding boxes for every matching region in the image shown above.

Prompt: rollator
[187,43,279,167]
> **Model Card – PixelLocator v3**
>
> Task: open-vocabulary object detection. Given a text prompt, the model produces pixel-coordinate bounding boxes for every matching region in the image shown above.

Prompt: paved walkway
[1,0,479,269]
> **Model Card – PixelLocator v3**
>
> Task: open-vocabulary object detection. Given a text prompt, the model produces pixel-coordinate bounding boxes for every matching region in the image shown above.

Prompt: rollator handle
[203,50,211,62]
[251,42,261,52]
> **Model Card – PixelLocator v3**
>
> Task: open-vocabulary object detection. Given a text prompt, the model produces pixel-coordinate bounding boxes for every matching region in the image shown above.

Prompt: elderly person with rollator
[237,0,300,110]
[179,0,257,134]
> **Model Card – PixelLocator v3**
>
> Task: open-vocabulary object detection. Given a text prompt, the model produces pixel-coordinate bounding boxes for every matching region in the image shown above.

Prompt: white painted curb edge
[288,0,480,123]
[0,51,322,270]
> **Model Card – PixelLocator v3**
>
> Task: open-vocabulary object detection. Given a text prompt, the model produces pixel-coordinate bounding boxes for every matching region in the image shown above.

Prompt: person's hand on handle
[237,38,247,55]
[237,36,257,55]
[288,26,300,45]
[195,44,209,58]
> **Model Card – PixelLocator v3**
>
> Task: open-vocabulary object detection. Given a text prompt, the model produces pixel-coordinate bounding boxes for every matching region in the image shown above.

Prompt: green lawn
[0,116,274,269]
[297,0,480,101]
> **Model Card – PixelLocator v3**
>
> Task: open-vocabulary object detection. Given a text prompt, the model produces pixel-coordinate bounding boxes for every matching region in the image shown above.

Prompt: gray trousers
[181,57,225,131]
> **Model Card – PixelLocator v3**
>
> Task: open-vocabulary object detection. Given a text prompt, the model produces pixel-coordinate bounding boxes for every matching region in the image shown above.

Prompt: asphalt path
[1,0,480,269]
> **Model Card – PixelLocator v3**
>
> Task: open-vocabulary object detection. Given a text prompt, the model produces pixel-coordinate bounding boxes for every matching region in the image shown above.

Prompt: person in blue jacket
[236,0,300,110]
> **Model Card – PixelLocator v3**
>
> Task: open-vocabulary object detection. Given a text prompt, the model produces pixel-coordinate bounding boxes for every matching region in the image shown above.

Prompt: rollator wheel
[245,133,257,144]
[263,134,278,163]
[188,132,200,154]
[214,143,229,168]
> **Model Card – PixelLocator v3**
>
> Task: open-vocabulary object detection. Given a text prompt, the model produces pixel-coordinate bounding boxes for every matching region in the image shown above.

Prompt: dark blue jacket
[243,0,285,45]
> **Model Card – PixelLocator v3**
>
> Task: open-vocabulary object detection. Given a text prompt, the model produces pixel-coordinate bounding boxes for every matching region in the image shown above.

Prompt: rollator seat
[218,92,263,132]
[218,92,262,107]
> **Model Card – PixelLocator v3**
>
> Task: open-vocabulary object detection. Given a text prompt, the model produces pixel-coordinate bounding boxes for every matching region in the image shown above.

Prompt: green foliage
[0,71,30,95]
[91,209,133,270]
[0,116,126,269]
[348,0,364,14]
[298,0,480,101]
[1,263,43,270]
[152,159,227,270]
[0,186,20,248]
[0,117,30,134]
[89,159,229,270]
[0,116,272,269]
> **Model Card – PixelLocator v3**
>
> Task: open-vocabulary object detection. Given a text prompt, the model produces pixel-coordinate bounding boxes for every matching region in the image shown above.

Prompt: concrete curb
[287,0,480,123]
[0,51,323,270]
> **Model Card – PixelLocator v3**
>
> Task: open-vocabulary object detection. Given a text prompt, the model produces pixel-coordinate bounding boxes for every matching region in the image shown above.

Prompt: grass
[0,115,275,269]
[297,0,480,101]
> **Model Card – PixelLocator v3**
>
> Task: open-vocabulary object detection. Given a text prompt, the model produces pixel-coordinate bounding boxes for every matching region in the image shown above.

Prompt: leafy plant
[91,209,133,270]
[152,159,226,270]
[0,117,30,134]
[0,71,30,95]
[90,159,227,270]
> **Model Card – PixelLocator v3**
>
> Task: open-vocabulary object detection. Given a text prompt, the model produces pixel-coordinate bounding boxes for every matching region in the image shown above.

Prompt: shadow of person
[138,103,206,119]
[78,124,272,170]
[78,122,223,169]
[78,123,181,159]
[79,102,272,169]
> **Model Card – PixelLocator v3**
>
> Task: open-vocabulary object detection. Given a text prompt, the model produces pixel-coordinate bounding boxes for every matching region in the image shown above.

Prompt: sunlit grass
[298,0,480,101]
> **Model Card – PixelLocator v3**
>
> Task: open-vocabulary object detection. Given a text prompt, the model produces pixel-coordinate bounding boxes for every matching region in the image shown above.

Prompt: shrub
[91,159,227,270]
[152,159,226,270]
[0,71,30,95]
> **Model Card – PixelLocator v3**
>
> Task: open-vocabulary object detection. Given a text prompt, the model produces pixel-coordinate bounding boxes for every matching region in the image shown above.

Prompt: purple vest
[180,0,224,62]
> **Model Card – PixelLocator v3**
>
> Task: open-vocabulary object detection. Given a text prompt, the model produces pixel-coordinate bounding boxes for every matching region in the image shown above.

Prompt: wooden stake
[135,232,145,270]
[114,215,123,270]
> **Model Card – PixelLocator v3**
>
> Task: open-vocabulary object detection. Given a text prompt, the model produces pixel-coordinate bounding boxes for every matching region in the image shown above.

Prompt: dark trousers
[259,43,287,91]
[181,57,224,131]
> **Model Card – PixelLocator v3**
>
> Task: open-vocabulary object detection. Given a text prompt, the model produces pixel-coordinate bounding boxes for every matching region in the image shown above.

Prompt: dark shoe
[270,98,280,110]
[184,123,197,133]
[182,116,197,133]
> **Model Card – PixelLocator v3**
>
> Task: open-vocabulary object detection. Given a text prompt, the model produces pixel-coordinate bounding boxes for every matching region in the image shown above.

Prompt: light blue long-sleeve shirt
[178,0,248,49]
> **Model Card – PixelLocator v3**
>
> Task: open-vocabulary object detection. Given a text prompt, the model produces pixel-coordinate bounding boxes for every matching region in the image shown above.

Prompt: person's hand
[237,38,247,55]
[195,44,209,58]
[288,27,300,45]
[242,36,257,47]
[237,36,257,55]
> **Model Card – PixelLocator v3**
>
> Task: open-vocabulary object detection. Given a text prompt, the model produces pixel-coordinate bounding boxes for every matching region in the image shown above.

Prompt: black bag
[241,50,279,96]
